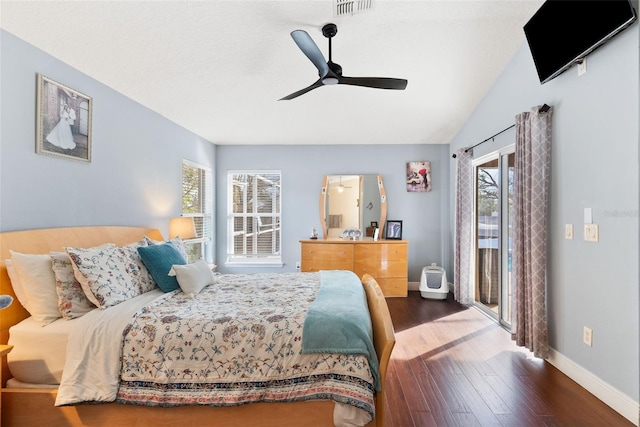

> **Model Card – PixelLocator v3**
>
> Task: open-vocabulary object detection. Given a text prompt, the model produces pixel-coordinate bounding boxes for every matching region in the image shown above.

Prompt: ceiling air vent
[335,0,373,16]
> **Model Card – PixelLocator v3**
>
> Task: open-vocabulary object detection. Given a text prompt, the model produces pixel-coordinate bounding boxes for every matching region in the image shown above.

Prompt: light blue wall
[215,144,450,282]
[7,16,636,411]
[0,29,452,284]
[449,24,639,401]
[0,30,216,237]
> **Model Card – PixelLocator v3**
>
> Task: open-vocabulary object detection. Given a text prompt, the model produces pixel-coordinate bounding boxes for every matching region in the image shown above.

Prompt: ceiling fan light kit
[279,23,408,100]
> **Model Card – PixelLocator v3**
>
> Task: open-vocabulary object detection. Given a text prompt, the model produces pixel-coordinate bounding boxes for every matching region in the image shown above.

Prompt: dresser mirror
[320,175,386,239]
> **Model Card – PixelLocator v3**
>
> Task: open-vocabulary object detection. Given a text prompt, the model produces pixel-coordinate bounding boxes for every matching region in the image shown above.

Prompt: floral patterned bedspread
[117,272,375,418]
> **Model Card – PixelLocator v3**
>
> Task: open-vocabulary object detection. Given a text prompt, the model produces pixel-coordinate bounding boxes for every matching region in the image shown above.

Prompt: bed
[0,226,395,427]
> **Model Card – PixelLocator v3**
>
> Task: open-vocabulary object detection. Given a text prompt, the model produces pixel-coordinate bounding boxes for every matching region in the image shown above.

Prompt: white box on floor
[419,264,448,300]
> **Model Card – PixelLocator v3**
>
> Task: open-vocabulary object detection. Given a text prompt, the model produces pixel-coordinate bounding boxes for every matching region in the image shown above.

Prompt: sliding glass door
[474,150,514,327]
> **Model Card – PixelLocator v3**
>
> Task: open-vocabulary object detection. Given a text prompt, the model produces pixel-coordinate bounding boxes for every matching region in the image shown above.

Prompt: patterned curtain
[454,148,473,305]
[511,105,553,359]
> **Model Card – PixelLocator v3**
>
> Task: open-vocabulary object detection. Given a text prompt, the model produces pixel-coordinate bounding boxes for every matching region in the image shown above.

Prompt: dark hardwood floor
[382,292,633,427]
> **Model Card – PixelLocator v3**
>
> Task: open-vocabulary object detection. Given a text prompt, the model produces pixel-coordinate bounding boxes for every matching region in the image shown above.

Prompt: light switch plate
[584,224,599,242]
[565,224,573,240]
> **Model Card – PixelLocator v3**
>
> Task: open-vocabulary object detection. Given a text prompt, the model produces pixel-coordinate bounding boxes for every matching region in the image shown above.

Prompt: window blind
[227,171,281,264]
[182,160,213,262]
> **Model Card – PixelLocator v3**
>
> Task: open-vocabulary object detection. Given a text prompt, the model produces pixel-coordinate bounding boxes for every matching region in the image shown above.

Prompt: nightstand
[0,345,13,418]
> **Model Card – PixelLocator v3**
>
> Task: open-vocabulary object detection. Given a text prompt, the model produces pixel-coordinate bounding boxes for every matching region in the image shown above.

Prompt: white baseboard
[548,348,639,426]
[407,289,637,422]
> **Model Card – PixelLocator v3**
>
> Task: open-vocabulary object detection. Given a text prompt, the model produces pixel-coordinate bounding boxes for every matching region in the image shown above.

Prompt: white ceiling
[0,1,543,146]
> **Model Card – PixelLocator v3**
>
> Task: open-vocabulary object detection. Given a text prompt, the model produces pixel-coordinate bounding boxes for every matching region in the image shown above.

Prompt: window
[227,171,281,266]
[473,147,514,328]
[181,160,213,263]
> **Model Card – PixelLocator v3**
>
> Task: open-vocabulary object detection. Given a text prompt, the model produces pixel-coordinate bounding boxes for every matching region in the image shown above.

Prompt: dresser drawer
[301,243,354,262]
[376,277,408,297]
[354,259,408,279]
[302,260,354,273]
[355,243,407,261]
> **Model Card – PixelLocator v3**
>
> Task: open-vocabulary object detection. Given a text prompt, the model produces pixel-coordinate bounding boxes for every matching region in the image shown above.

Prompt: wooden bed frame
[0,226,395,427]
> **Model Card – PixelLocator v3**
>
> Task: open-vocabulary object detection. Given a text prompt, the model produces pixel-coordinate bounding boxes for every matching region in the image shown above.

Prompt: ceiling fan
[336,176,352,193]
[279,23,408,101]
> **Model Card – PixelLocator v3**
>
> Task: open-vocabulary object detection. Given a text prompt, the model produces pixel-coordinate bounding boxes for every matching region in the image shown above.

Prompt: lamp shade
[169,217,196,240]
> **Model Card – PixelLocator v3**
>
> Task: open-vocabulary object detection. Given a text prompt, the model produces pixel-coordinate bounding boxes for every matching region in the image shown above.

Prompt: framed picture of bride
[36,74,93,162]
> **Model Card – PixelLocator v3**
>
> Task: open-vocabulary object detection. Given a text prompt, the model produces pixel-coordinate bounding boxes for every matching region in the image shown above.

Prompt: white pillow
[9,251,61,326]
[169,260,215,295]
[4,259,32,313]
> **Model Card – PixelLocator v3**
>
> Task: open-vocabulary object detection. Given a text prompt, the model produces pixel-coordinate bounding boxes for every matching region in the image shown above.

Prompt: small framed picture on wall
[36,74,93,162]
[385,220,403,240]
[406,161,431,192]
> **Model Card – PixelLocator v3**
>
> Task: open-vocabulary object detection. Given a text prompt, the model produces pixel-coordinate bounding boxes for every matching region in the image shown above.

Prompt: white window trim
[226,170,282,267]
[225,260,284,268]
[471,144,515,326]
[182,159,213,263]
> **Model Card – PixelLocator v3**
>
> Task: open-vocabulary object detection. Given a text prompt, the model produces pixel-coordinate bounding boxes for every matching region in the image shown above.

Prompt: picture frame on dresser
[36,73,93,163]
[385,220,403,240]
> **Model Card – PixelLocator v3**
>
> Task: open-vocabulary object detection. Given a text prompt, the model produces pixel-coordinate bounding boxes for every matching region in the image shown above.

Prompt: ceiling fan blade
[290,30,329,78]
[279,79,324,101]
[283,24,407,100]
[338,76,408,90]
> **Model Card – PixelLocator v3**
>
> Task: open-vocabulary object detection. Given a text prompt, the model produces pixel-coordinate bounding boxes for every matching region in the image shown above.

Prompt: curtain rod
[464,124,515,153]
[452,104,550,158]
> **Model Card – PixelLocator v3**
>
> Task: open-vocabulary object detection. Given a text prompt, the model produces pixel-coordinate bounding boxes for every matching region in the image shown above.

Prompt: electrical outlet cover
[583,327,593,346]
[577,58,587,76]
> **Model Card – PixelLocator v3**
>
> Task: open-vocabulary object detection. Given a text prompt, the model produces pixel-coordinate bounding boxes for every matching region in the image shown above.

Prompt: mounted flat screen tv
[524,0,637,84]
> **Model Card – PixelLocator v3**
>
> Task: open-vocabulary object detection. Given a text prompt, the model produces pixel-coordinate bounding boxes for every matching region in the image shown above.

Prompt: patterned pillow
[66,240,153,309]
[119,241,156,294]
[49,245,114,319]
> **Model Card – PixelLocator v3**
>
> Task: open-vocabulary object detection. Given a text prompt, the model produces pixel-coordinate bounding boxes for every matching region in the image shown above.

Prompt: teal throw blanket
[302,270,380,390]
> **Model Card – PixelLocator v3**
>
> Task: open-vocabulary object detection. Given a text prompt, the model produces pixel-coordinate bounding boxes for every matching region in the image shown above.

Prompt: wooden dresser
[300,239,408,297]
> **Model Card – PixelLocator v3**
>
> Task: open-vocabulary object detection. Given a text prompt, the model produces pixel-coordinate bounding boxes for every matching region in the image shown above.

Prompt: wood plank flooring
[382,292,633,427]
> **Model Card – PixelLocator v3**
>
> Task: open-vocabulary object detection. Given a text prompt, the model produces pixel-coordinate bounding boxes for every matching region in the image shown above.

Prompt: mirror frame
[319,175,387,240]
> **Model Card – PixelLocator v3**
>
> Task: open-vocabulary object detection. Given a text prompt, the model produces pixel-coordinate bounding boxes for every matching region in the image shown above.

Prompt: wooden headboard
[0,226,163,350]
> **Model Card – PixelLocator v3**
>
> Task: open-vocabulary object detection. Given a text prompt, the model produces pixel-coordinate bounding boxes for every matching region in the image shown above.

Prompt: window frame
[471,145,515,329]
[226,170,282,267]
[181,159,213,263]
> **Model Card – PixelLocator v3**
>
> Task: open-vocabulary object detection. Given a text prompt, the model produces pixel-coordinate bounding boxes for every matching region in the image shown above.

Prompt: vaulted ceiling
[1,1,544,145]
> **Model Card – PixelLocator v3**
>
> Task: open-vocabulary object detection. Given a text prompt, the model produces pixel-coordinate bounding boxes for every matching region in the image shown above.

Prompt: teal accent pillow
[137,242,187,292]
